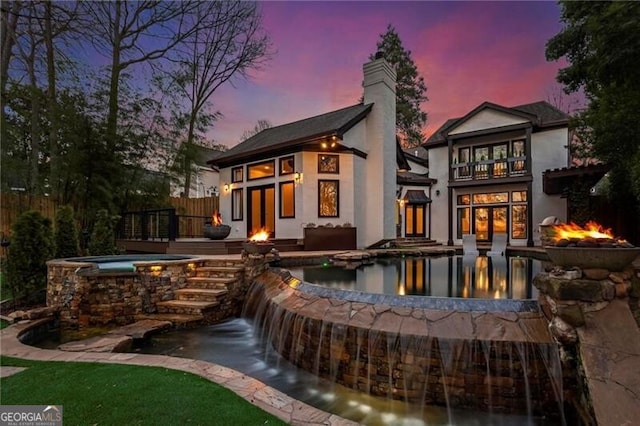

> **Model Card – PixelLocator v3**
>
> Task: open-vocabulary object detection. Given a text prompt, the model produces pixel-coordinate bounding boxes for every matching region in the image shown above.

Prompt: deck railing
[117,209,210,241]
[452,157,527,181]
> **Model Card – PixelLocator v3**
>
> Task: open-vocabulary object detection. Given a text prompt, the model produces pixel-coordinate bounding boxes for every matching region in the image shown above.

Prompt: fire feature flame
[249,228,270,242]
[551,221,614,242]
[211,211,223,226]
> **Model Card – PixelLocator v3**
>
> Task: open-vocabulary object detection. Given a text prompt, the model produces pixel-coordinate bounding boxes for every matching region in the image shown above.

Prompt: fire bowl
[545,246,640,271]
[203,224,231,240]
[242,241,275,255]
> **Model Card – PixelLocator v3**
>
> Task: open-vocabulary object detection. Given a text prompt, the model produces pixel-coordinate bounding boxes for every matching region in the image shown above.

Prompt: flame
[211,211,223,226]
[551,221,614,241]
[249,228,270,242]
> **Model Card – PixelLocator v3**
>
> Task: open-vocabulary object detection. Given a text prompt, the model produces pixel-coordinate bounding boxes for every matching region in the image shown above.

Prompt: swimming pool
[287,255,542,300]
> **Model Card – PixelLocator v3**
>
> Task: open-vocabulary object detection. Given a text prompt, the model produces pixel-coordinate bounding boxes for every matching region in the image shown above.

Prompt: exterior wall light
[294,172,302,183]
[223,183,230,193]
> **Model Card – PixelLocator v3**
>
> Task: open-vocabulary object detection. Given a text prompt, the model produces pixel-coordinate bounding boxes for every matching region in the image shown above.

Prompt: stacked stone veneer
[533,266,637,344]
[533,262,640,424]
[245,270,569,418]
[47,257,254,329]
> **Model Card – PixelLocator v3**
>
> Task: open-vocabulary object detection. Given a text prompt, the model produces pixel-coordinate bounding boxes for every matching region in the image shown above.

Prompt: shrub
[54,205,80,259]
[5,210,53,304]
[88,209,120,256]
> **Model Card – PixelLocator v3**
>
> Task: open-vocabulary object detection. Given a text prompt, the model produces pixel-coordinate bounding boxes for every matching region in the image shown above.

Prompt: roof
[194,145,224,168]
[403,146,429,166]
[210,103,373,166]
[397,171,436,186]
[396,137,411,171]
[403,189,431,203]
[424,101,570,147]
[542,163,610,195]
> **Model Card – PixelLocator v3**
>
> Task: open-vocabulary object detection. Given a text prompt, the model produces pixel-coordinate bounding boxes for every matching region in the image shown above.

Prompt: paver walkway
[0,321,358,426]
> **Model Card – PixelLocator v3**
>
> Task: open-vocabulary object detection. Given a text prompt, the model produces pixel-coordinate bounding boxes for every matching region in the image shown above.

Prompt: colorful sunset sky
[212,1,571,147]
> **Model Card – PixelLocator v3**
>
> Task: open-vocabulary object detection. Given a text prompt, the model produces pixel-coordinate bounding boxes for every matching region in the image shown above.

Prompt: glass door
[474,207,490,241]
[247,185,275,238]
[405,204,425,237]
[473,206,507,242]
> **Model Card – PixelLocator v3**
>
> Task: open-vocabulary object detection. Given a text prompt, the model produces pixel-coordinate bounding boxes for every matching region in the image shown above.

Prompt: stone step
[195,266,244,278]
[174,288,228,302]
[390,239,441,248]
[134,313,204,328]
[107,319,172,339]
[156,300,220,316]
[186,276,236,289]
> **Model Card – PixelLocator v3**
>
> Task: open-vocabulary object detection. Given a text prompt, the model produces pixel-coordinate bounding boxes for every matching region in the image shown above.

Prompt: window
[318,180,339,217]
[512,205,527,239]
[512,140,525,157]
[232,167,243,183]
[279,156,294,175]
[457,207,470,238]
[512,191,527,202]
[457,194,470,205]
[231,189,243,221]
[318,154,339,173]
[279,182,295,218]
[458,147,470,163]
[472,192,509,204]
[248,160,275,180]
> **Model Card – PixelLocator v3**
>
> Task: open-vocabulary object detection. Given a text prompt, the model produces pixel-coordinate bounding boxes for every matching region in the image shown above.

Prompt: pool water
[287,255,542,300]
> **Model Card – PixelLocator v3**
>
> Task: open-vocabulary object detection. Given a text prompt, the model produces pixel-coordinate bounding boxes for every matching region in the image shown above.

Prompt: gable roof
[210,103,373,167]
[194,145,224,168]
[424,101,570,147]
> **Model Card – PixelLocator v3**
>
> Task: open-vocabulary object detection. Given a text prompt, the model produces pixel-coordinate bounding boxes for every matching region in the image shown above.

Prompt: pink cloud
[210,1,565,146]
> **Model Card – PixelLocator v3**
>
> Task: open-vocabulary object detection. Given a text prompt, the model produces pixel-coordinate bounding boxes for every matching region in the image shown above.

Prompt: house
[423,101,571,246]
[171,145,222,198]
[208,55,435,248]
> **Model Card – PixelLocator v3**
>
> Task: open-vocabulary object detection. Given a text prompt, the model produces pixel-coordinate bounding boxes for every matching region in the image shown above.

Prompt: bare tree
[240,119,272,142]
[82,1,200,152]
[168,1,273,197]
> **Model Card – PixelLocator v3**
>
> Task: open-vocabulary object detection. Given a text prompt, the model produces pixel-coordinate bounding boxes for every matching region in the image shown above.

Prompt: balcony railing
[452,157,527,181]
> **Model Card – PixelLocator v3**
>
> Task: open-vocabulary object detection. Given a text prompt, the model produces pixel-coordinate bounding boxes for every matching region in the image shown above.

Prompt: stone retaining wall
[245,270,570,419]
[46,257,248,329]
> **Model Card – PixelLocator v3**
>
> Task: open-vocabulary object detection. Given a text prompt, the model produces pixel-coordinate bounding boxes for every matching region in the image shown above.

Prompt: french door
[473,206,507,242]
[405,204,425,237]
[247,185,275,238]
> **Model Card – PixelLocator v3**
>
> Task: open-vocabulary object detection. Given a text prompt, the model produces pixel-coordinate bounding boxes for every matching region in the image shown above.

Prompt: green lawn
[1,356,286,426]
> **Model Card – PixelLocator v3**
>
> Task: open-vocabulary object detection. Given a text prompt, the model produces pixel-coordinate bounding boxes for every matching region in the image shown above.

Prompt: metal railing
[452,157,527,181]
[117,208,209,241]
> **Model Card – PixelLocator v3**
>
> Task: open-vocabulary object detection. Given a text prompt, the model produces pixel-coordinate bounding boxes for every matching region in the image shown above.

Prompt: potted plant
[203,211,231,240]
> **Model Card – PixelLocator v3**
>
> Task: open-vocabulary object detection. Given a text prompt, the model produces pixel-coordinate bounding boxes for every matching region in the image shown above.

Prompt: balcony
[452,156,527,181]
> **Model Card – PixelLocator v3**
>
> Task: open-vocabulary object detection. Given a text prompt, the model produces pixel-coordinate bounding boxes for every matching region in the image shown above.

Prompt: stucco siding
[428,147,450,243]
[449,110,528,135]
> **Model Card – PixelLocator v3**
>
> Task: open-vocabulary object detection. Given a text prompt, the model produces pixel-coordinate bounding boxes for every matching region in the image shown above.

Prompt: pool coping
[0,320,358,426]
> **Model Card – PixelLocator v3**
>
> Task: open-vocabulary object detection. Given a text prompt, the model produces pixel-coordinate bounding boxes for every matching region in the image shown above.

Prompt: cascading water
[241,270,571,425]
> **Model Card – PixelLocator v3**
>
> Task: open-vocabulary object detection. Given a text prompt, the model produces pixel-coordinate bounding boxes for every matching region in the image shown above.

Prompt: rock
[615,283,630,298]
[582,268,610,281]
[107,320,172,339]
[8,310,26,320]
[59,335,133,353]
[601,280,615,301]
[556,303,585,327]
[549,316,577,345]
[608,272,625,284]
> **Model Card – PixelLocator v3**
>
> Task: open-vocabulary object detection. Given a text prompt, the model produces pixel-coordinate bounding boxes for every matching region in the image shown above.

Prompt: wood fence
[0,192,219,238]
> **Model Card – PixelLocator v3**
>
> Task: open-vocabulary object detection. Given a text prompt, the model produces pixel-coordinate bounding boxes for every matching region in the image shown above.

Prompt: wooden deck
[117,238,303,255]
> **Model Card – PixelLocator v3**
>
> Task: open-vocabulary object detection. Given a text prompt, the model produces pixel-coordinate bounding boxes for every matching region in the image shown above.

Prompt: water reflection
[288,255,540,300]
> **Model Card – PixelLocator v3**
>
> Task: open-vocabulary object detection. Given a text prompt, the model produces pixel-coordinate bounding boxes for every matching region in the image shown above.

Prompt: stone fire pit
[242,241,274,255]
[545,247,640,271]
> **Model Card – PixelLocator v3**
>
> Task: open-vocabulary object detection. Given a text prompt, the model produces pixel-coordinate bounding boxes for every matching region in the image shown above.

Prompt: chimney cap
[374,51,384,60]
